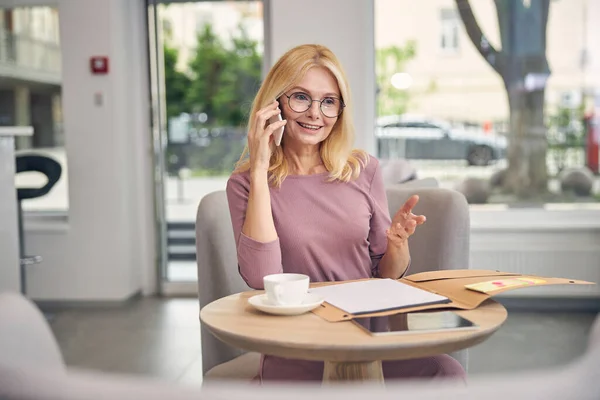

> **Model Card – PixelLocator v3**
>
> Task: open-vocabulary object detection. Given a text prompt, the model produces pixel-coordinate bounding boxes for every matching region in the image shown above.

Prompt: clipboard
[311,269,594,322]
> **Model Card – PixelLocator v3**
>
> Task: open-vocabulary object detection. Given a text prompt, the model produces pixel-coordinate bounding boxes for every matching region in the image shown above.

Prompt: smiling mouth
[297,121,323,131]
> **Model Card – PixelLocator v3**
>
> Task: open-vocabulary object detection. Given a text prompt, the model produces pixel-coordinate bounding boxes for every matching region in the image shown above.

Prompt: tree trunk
[455,0,551,200]
[504,84,548,197]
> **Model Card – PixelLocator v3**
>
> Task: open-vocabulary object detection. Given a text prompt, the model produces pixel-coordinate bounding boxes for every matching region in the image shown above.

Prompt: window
[375,0,598,208]
[440,8,460,53]
[150,1,264,282]
[1,6,66,215]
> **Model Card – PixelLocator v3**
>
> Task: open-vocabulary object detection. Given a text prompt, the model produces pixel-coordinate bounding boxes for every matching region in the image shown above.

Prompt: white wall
[470,209,600,298]
[1,0,156,301]
[267,0,376,154]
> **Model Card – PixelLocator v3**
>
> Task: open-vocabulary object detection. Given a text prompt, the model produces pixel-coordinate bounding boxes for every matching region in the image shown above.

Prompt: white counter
[0,127,33,292]
[0,126,34,136]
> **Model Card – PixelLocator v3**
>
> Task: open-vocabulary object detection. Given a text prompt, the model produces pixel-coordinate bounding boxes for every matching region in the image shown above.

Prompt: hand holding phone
[269,112,284,146]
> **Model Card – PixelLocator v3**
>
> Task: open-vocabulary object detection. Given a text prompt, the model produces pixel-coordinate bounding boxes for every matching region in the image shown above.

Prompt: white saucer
[248,293,325,316]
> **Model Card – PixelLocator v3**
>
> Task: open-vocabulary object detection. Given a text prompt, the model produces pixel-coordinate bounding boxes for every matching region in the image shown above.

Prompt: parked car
[376,115,507,166]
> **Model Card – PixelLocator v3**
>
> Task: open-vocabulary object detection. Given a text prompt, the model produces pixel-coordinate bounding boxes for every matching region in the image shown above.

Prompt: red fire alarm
[90,56,109,74]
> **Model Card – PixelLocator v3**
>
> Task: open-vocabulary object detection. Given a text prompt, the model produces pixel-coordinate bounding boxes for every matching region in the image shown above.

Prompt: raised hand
[386,195,426,249]
[248,100,287,173]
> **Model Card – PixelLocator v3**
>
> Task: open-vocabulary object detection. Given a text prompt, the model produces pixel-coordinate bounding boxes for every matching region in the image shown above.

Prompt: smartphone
[269,112,284,146]
[352,311,478,336]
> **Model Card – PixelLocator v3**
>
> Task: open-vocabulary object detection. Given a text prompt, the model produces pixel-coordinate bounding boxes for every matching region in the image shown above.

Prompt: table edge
[200,298,508,362]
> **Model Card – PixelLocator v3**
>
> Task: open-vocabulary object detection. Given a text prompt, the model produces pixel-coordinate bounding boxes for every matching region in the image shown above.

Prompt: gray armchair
[195,190,261,381]
[195,179,471,380]
[385,184,470,275]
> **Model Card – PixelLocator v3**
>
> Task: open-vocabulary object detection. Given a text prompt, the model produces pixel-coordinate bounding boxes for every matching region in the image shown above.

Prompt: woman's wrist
[250,168,269,183]
[386,239,407,253]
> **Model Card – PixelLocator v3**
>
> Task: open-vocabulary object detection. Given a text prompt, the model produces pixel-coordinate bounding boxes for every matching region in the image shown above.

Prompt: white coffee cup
[263,273,309,306]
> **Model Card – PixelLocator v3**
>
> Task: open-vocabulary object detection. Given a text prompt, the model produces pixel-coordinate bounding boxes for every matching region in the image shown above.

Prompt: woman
[226,44,465,383]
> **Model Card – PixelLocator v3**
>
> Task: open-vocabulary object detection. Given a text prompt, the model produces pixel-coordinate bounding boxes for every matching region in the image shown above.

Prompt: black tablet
[352,311,478,336]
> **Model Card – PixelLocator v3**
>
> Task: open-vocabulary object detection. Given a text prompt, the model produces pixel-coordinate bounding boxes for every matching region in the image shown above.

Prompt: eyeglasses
[283,92,345,118]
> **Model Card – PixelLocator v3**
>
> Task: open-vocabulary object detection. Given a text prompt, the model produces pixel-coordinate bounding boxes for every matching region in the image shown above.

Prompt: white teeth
[298,122,321,130]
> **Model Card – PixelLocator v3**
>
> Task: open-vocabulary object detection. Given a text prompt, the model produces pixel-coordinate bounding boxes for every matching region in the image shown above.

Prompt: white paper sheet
[309,279,449,314]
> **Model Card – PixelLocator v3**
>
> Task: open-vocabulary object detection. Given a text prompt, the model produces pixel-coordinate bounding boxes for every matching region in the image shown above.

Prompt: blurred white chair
[0,291,598,399]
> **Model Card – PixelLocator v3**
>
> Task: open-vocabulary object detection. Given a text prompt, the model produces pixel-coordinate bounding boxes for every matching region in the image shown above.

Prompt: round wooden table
[200,290,507,383]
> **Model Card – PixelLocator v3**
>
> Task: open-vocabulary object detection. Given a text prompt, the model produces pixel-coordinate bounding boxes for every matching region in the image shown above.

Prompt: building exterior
[158,1,263,74]
[0,6,62,149]
[375,0,597,125]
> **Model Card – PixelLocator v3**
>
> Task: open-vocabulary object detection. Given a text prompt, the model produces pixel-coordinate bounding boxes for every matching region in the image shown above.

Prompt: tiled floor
[49,297,204,386]
[48,296,598,387]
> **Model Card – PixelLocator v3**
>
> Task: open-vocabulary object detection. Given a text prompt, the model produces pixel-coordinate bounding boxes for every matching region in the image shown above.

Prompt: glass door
[146,0,265,294]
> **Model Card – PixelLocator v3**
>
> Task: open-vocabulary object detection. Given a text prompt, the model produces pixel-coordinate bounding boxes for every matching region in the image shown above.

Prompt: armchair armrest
[0,292,65,371]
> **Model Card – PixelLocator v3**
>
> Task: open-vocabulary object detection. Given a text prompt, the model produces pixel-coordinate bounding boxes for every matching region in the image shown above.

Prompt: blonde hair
[233,44,367,187]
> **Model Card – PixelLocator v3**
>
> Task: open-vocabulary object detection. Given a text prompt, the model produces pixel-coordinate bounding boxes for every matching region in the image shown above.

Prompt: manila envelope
[311,269,594,322]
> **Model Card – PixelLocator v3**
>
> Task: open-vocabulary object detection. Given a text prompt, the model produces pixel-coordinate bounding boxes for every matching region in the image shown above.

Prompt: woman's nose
[306,100,321,118]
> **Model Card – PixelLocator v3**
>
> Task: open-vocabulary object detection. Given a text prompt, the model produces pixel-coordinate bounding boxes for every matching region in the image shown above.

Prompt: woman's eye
[294,93,309,101]
[323,97,336,106]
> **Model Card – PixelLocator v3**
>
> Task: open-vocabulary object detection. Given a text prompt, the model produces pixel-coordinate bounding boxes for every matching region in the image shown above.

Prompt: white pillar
[22,0,155,301]
[266,0,376,154]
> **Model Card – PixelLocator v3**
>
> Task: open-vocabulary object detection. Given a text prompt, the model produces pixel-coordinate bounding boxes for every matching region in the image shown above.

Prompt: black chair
[15,154,62,295]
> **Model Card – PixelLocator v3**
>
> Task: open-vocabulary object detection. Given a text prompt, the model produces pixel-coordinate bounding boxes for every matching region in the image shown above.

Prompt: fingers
[393,198,426,227]
[388,222,410,239]
[405,212,425,222]
[406,220,417,234]
[411,214,426,225]
[250,100,280,138]
[399,195,419,215]
[396,220,417,237]
[386,216,421,248]
[386,224,409,247]
[392,195,419,222]
[264,118,287,137]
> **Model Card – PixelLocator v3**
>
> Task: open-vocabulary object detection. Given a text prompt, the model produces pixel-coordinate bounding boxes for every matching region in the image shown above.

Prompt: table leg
[323,360,384,383]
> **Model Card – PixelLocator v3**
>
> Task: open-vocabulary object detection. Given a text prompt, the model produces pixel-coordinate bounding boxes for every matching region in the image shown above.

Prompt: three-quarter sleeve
[225,174,282,289]
[366,158,393,277]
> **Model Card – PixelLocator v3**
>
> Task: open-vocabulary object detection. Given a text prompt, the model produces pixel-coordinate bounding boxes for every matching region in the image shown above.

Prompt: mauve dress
[225,155,466,383]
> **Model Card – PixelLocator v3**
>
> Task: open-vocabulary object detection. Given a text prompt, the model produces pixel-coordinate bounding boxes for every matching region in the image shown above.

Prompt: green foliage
[547,104,586,147]
[186,133,247,175]
[185,23,261,127]
[376,41,416,117]
[163,44,191,119]
[546,103,586,176]
[162,21,262,175]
